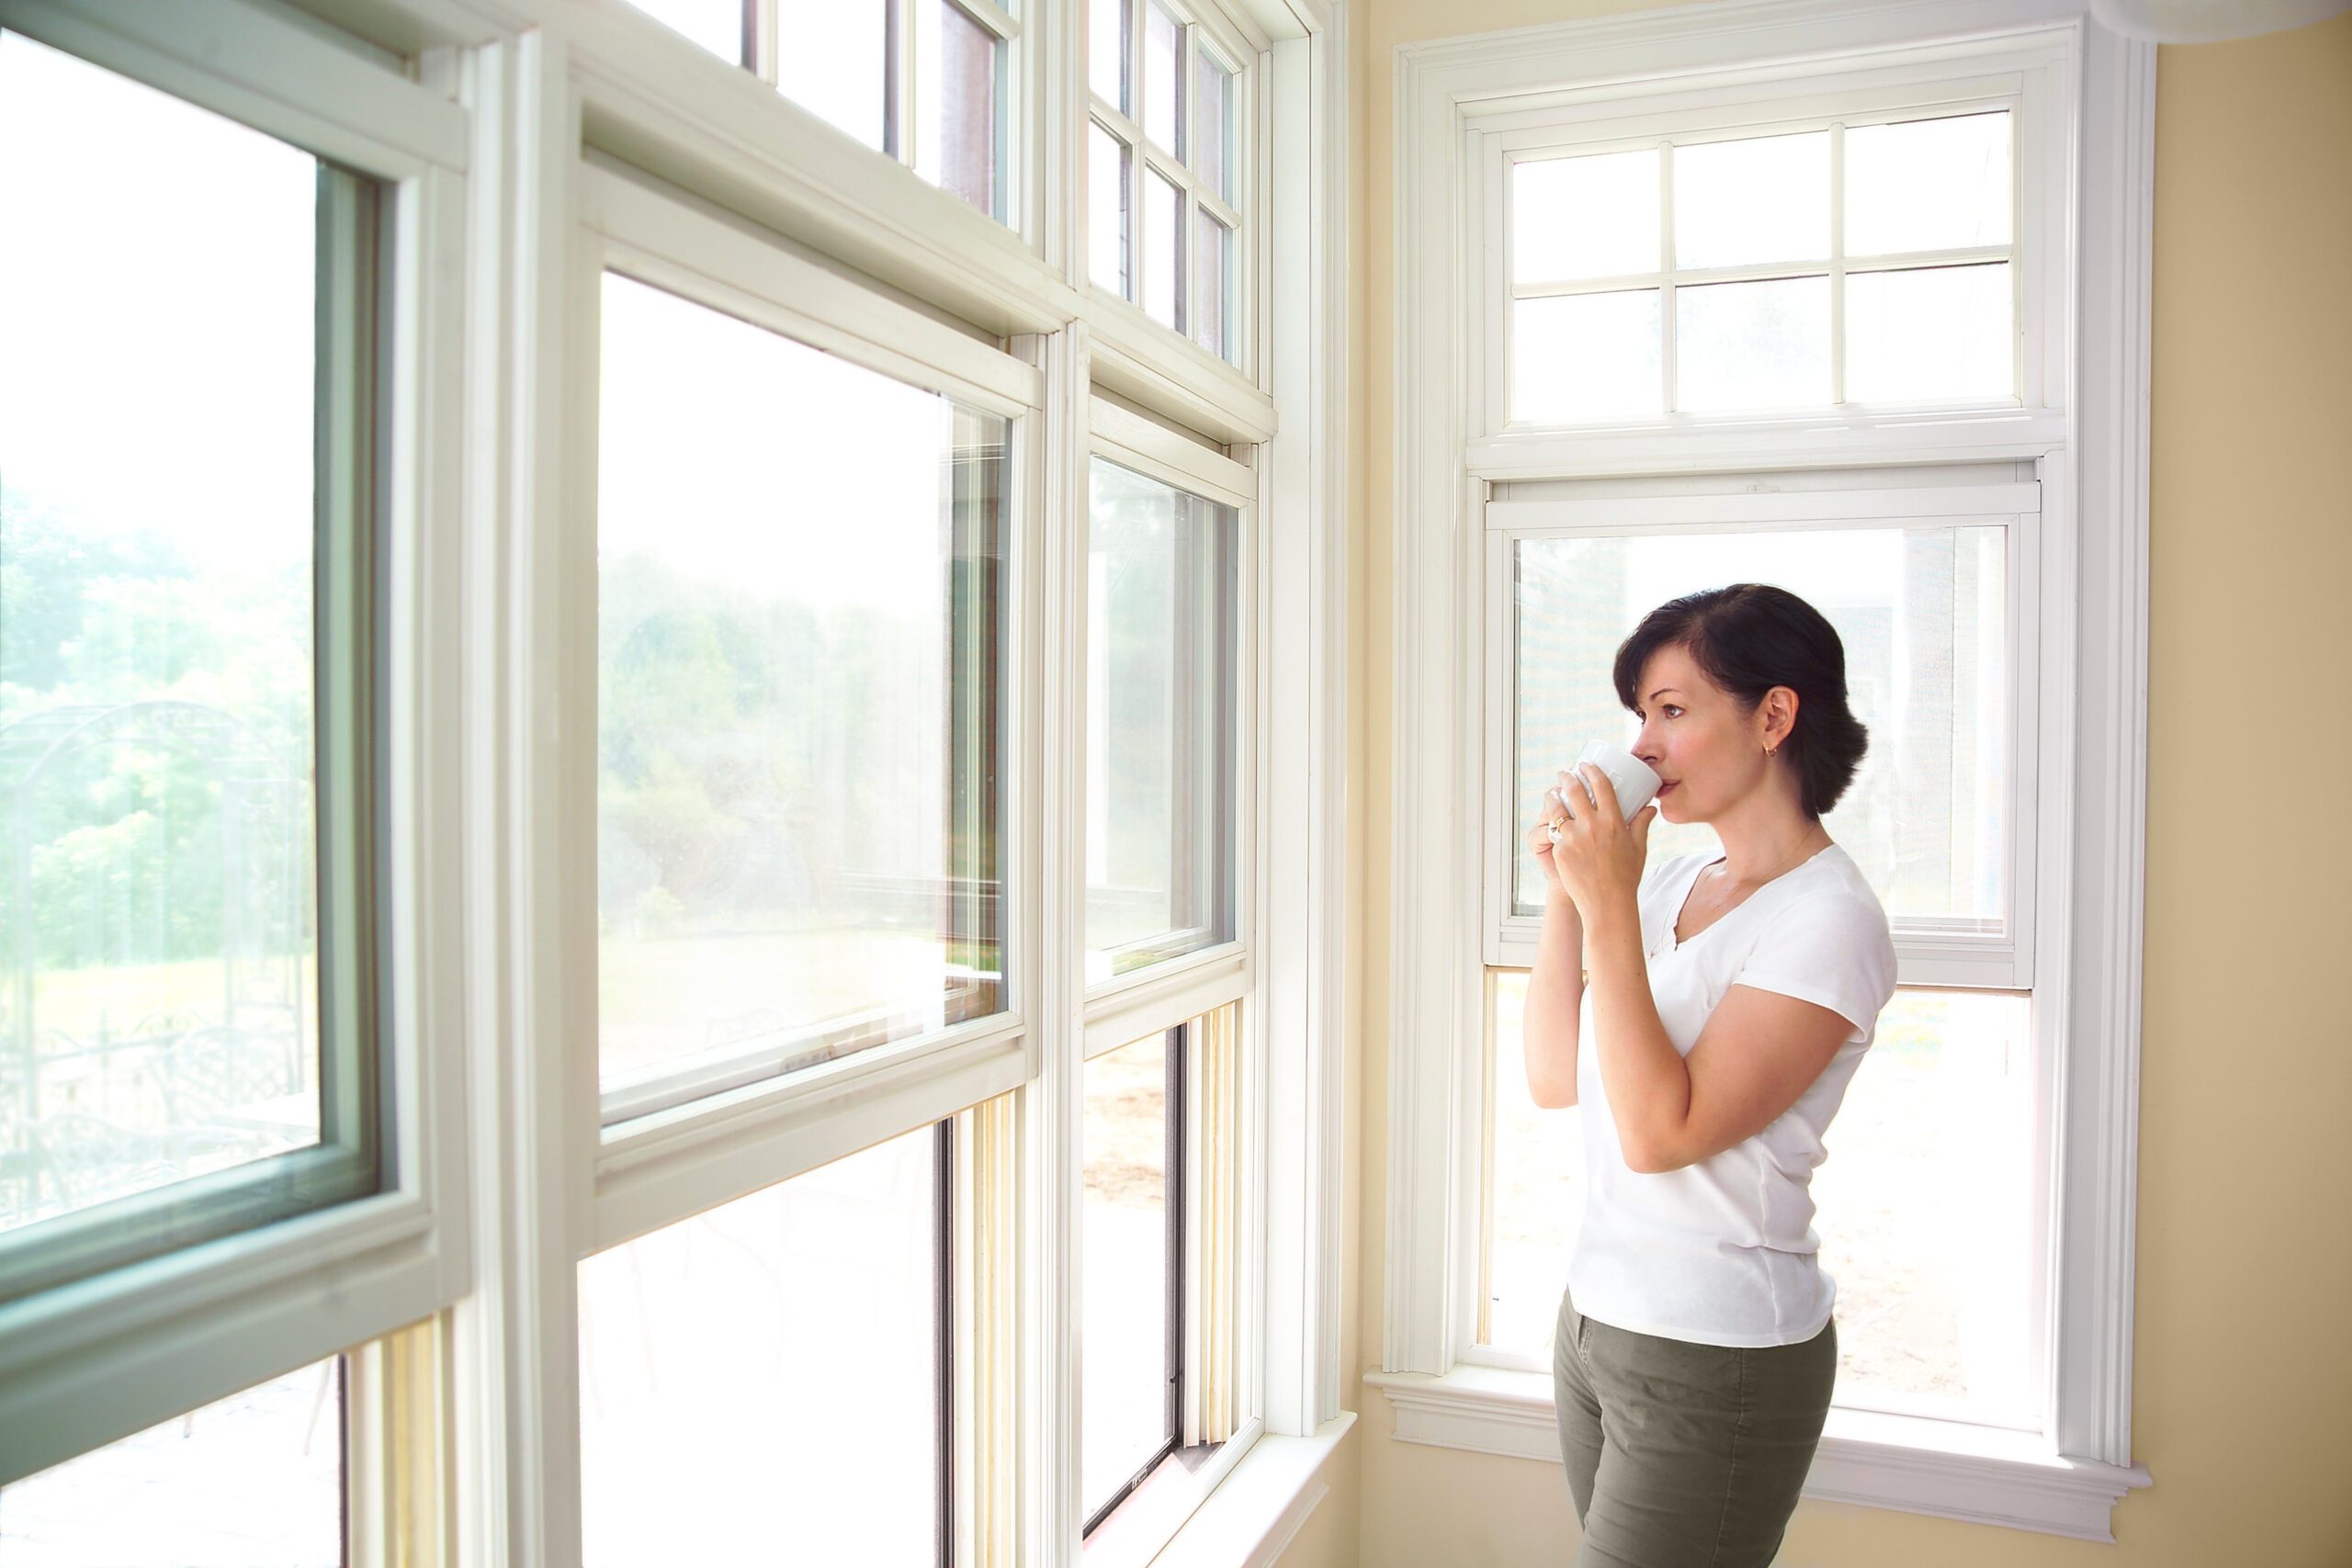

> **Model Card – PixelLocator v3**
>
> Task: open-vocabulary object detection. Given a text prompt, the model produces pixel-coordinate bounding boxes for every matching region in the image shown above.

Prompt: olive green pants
[1553,1285,1835,1568]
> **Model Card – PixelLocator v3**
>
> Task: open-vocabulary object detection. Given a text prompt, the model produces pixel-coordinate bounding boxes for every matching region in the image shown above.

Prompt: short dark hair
[1611,583,1869,820]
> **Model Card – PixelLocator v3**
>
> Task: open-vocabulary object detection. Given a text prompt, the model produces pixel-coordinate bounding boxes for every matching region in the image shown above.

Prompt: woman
[1527,583,1898,1568]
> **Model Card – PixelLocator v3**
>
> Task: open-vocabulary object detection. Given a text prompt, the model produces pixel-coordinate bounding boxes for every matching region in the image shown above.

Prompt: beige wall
[1283,5,2352,1564]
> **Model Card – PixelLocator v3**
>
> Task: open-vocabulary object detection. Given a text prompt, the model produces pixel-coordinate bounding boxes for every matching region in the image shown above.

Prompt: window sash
[1086,0,1256,368]
[1480,481,2043,989]
[575,167,1042,1152]
[0,0,471,1493]
[1471,53,2067,447]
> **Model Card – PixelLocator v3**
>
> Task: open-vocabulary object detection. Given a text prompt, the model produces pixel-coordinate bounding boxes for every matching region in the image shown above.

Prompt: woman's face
[1624,643,1773,826]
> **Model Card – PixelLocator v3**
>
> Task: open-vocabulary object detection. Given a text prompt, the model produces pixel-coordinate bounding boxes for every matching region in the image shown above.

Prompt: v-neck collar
[1659,845,1837,955]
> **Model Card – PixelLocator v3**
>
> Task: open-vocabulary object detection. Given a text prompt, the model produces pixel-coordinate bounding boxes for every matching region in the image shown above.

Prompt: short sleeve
[1731,891,1898,1041]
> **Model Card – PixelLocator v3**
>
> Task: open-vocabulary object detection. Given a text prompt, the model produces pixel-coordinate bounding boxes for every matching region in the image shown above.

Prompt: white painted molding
[1150,1414,1357,1568]
[2051,19,2156,1472]
[1366,1371,2150,1543]
[1385,0,2156,1535]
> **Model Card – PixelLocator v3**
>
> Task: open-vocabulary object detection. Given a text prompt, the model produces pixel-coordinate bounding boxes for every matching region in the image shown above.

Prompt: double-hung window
[1384,2,2154,1544]
[0,1,469,1495]
[572,159,1039,1562]
[2,0,1348,1559]
[1074,400,1253,1560]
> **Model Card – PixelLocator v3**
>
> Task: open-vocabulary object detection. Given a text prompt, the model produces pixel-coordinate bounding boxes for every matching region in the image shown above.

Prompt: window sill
[1138,1413,1356,1568]
[1363,1367,2149,1544]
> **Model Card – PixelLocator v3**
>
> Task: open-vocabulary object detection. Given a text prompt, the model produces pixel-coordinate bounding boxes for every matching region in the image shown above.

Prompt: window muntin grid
[1506,107,2018,423]
[1087,0,1248,366]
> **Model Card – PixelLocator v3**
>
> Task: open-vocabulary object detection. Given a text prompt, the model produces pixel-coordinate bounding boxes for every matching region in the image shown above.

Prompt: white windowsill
[1143,1414,1357,1568]
[1364,1367,2150,1544]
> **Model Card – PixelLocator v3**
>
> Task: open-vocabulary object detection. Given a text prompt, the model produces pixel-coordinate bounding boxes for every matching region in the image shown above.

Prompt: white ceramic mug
[1547,741,1662,839]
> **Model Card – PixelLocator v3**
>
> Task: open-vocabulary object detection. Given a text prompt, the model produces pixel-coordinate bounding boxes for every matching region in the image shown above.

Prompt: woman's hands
[1530,763,1658,919]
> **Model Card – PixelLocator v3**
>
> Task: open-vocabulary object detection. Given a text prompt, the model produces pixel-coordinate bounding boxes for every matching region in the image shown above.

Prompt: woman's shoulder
[1779,847,1896,952]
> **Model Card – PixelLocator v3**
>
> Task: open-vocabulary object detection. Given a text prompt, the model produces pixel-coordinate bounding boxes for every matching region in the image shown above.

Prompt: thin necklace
[1713,831,1827,894]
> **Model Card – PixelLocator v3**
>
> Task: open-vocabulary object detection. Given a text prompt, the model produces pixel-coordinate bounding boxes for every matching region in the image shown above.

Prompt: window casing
[1383,1,2154,1544]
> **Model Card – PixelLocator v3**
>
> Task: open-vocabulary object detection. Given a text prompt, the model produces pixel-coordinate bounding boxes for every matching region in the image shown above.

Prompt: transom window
[1505,107,2018,423]
[1088,0,1247,363]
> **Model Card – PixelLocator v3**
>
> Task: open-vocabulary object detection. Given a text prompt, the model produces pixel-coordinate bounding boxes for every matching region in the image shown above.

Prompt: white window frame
[1080,0,1279,452]
[1085,0,1260,372]
[1482,73,2053,434]
[1069,394,1265,1564]
[742,0,1025,227]
[435,3,1353,1567]
[0,0,1351,1551]
[1374,0,2156,1544]
[567,157,1046,1254]
[0,0,474,1488]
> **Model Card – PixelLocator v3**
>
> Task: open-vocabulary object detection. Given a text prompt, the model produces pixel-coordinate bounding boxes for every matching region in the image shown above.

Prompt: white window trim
[0,0,474,1488]
[1383,0,2154,1542]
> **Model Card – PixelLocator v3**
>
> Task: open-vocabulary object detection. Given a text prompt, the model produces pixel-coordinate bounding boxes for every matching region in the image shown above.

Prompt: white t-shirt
[1566,843,1898,1348]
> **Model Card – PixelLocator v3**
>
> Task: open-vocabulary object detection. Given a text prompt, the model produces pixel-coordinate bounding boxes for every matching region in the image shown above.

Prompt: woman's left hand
[1544,764,1659,919]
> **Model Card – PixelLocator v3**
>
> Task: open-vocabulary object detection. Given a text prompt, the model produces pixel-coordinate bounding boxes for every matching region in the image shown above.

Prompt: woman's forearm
[1521,890,1586,1108]
[1582,902,1690,1170]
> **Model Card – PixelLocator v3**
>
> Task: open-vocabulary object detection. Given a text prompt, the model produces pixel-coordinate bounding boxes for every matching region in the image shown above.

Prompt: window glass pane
[1511,526,2009,923]
[1511,149,1658,284]
[1083,1030,1171,1524]
[1481,971,1583,1353]
[623,0,742,62]
[1084,462,1237,983]
[1812,989,2041,1426]
[1510,290,1662,423]
[1143,0,1181,152]
[1195,209,1233,363]
[1091,122,1131,297]
[580,1126,942,1562]
[0,1358,343,1561]
[1671,130,1830,270]
[915,0,1002,219]
[1193,48,1233,203]
[1847,264,2014,404]
[1090,0,1128,112]
[1846,111,2012,257]
[1143,168,1182,330]
[595,275,1007,1101]
[1674,274,1830,412]
[776,0,888,149]
[1,36,346,1237]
